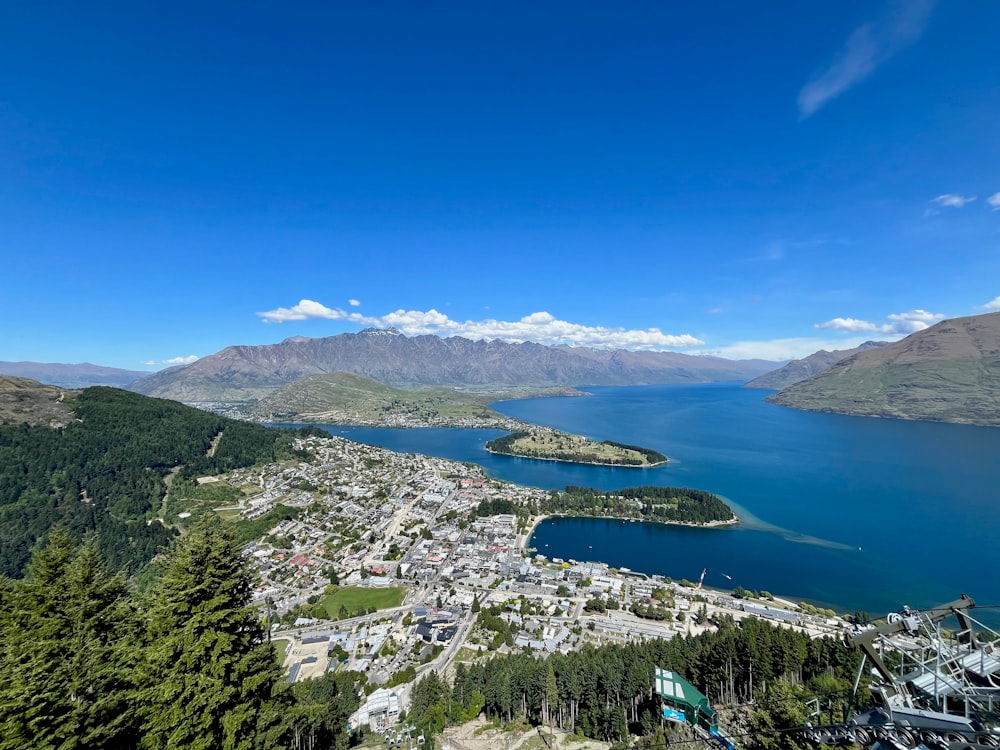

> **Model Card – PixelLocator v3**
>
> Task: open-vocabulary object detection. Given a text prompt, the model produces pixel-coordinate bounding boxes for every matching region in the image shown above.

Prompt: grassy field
[272,638,291,663]
[320,586,406,619]
[455,646,485,662]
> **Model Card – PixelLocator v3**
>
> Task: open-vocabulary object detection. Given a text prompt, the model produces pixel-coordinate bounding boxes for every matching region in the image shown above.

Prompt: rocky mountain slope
[0,375,78,427]
[766,312,1000,425]
[744,341,887,390]
[130,329,779,401]
[0,361,147,388]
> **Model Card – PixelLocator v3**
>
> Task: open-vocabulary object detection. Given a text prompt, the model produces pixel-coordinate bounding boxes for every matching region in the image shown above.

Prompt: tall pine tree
[0,531,136,749]
[138,515,284,750]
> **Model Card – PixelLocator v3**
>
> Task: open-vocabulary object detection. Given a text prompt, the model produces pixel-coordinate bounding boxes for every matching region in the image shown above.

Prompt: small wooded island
[485,428,668,467]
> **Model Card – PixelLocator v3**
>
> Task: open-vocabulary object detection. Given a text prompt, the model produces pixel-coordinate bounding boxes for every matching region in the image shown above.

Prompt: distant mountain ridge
[744,341,888,391]
[0,361,147,388]
[130,329,780,401]
[766,312,1000,425]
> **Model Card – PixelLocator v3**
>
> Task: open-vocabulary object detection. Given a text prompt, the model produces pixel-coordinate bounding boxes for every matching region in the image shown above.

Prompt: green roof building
[655,667,715,726]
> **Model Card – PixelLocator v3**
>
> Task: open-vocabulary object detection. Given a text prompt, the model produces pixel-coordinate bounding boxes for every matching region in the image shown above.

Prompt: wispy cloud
[798,0,936,119]
[981,296,1000,311]
[931,194,976,208]
[143,355,200,366]
[256,299,704,350]
[814,308,944,335]
[987,193,1000,210]
[698,336,877,361]
[349,298,361,306]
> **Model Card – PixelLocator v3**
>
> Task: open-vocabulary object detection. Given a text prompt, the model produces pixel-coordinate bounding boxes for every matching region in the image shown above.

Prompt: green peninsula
[485,428,668,467]
[483,484,738,533]
[546,485,737,525]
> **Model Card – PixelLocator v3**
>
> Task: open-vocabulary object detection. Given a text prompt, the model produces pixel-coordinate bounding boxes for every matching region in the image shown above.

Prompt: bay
[305,384,1000,621]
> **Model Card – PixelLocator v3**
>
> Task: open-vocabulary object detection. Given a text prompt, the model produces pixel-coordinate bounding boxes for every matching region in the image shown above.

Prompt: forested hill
[0,386,311,577]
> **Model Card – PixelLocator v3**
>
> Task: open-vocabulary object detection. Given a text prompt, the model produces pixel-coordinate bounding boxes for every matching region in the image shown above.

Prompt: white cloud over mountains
[982,296,1000,311]
[814,309,944,335]
[257,299,704,350]
[699,336,877,361]
[798,0,936,118]
[143,355,199,366]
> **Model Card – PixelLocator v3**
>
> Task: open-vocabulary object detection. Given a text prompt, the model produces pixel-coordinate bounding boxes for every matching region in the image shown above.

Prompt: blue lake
[304,384,1000,621]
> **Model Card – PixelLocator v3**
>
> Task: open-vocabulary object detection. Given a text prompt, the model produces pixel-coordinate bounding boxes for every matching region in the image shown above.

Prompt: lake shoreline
[521,512,738,554]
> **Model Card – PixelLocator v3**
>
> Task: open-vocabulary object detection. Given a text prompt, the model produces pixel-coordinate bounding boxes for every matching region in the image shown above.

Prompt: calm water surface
[309,384,1000,620]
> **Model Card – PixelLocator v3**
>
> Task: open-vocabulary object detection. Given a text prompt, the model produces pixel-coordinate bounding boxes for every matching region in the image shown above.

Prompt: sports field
[320,586,406,619]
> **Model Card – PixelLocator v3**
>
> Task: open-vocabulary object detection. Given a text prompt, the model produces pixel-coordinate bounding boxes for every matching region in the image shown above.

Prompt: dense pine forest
[0,387,315,577]
[0,516,360,750]
[407,612,862,750]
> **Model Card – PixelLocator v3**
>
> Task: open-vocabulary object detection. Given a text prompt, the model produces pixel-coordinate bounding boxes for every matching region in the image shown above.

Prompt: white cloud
[798,0,935,118]
[142,355,200,366]
[981,296,1000,311]
[349,298,361,307]
[987,193,1000,210]
[814,317,880,333]
[256,299,704,350]
[698,336,877,361]
[931,194,976,208]
[814,308,945,335]
[257,299,357,323]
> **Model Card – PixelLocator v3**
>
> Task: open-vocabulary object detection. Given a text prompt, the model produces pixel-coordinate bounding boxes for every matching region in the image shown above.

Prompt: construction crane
[695,568,707,590]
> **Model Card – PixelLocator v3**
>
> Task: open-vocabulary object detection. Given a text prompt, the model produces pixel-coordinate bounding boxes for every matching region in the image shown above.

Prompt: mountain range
[743,341,888,391]
[129,328,779,401]
[0,361,147,389]
[12,312,1000,428]
[766,312,1000,425]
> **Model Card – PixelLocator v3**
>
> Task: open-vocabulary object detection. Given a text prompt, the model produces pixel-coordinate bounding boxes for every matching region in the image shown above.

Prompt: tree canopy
[0,520,361,750]
[0,387,311,577]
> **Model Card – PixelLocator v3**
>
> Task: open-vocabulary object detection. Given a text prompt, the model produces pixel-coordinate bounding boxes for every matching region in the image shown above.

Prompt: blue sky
[2,1,999,369]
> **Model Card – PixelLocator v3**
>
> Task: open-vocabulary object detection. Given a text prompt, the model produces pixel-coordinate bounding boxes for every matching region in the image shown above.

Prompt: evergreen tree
[0,532,137,750]
[282,672,360,750]
[137,515,284,750]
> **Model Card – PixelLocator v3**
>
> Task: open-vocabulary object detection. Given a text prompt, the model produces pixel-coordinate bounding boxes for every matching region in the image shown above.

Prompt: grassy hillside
[248,371,509,424]
[767,313,1000,425]
[768,359,1000,424]
[0,375,78,428]
[744,341,887,391]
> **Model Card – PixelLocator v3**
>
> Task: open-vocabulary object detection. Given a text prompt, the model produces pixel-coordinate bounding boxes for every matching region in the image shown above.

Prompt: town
[214,432,850,739]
